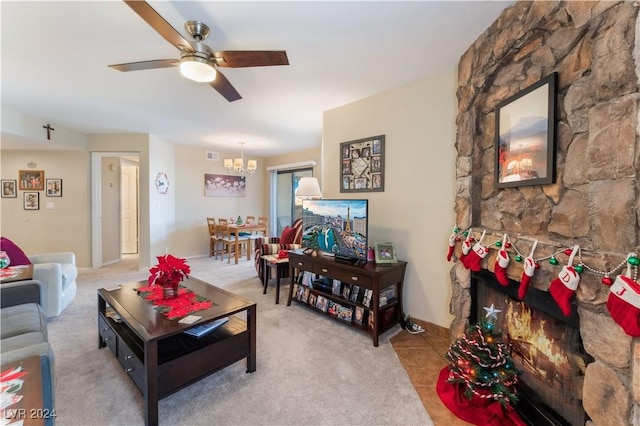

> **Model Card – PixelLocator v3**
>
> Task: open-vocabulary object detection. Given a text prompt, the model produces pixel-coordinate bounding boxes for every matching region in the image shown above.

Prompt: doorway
[91,152,140,268]
[275,168,313,236]
[121,159,138,254]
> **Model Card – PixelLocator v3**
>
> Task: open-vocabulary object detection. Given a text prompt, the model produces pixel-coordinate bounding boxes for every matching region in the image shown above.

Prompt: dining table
[227,223,268,264]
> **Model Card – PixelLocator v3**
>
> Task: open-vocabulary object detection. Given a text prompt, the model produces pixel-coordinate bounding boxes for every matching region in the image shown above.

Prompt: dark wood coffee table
[97,277,256,426]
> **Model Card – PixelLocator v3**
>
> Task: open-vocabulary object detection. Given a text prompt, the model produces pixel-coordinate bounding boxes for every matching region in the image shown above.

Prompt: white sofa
[29,252,77,318]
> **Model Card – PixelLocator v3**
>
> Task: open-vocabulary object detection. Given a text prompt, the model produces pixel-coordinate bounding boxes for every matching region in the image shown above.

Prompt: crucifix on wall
[43,123,55,140]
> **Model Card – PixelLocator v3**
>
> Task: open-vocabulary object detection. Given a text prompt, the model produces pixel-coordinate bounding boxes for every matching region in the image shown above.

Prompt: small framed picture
[23,192,39,210]
[374,242,398,264]
[19,170,44,191]
[1,180,17,198]
[46,178,62,197]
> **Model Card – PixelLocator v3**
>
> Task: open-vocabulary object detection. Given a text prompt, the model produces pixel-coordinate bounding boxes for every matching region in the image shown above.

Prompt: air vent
[206,151,219,161]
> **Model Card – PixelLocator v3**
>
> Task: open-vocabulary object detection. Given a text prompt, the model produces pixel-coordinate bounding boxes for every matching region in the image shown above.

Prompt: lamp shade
[223,159,233,169]
[296,177,322,198]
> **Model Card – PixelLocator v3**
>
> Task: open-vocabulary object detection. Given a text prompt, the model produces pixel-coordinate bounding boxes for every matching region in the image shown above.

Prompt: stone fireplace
[450,2,640,425]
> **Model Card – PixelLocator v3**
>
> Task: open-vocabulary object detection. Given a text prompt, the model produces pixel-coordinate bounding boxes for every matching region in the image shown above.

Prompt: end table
[261,254,290,304]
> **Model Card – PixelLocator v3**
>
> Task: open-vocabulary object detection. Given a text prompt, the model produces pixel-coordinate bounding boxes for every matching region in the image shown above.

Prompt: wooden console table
[287,250,407,347]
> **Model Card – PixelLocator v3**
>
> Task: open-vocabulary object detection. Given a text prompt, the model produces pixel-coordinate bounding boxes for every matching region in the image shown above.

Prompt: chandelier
[224,142,257,175]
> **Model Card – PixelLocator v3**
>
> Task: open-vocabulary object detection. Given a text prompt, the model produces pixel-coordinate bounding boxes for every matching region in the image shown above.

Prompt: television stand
[334,254,360,265]
[287,249,407,347]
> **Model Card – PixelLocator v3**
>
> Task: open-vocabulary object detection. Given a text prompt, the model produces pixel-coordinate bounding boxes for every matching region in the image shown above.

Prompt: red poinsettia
[148,254,191,287]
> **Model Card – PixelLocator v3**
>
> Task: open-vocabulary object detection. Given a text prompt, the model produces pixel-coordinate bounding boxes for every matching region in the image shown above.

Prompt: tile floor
[389,322,473,426]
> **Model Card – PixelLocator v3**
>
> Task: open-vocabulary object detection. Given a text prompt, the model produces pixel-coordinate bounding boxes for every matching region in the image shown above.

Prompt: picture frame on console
[374,242,398,264]
[340,135,385,192]
[494,72,557,189]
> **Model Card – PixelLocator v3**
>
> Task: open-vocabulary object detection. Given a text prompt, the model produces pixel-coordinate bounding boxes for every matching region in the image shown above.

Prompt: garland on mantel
[446,225,640,282]
[446,225,640,336]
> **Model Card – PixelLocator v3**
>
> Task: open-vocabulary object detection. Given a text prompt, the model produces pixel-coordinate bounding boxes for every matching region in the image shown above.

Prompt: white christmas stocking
[494,234,510,286]
[518,240,538,300]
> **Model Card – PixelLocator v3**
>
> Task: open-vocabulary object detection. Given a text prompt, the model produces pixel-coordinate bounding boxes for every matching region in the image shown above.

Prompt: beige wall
[323,71,457,328]
[0,150,92,266]
[173,144,267,258]
[101,157,121,264]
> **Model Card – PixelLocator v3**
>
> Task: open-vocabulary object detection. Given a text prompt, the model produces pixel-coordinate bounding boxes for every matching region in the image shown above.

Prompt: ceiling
[1,1,510,157]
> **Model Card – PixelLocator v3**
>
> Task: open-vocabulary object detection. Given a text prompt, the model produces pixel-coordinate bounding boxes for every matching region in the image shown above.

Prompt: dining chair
[248,216,269,249]
[245,215,256,226]
[207,217,222,259]
[218,218,249,263]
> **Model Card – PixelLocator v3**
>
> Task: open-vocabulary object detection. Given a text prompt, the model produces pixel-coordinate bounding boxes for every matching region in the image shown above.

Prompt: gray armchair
[29,252,77,318]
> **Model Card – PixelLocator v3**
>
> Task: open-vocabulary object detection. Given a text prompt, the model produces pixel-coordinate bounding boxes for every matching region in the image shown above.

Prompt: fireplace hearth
[471,270,593,426]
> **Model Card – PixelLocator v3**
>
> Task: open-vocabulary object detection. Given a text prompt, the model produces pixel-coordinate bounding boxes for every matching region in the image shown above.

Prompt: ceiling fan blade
[123,0,194,53]
[210,69,242,102]
[214,51,289,68]
[109,59,178,72]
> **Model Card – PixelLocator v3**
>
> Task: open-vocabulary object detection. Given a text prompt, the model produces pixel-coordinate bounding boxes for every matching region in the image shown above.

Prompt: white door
[121,162,138,254]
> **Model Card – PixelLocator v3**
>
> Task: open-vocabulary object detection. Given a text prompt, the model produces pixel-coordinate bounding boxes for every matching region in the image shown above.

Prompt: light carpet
[47,255,433,425]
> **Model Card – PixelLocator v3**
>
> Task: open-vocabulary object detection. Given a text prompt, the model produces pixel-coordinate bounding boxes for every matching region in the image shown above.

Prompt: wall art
[46,178,62,197]
[340,135,385,193]
[494,72,557,188]
[1,180,16,198]
[204,174,246,197]
[23,192,39,210]
[18,170,44,191]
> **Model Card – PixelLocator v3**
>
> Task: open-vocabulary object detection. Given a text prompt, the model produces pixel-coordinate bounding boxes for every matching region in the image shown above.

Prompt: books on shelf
[316,295,329,312]
[349,285,361,304]
[337,306,353,323]
[362,289,373,308]
[183,317,229,338]
[332,279,342,296]
[354,306,367,325]
[308,293,317,307]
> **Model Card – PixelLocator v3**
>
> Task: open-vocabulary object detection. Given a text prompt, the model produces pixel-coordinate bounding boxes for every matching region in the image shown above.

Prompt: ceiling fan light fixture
[179,55,217,83]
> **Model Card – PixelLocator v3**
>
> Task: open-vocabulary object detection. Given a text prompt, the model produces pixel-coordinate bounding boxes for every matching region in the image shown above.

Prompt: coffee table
[98,277,256,426]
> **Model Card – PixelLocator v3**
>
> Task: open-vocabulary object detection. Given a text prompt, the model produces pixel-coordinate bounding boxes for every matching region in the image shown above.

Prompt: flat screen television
[301,199,368,262]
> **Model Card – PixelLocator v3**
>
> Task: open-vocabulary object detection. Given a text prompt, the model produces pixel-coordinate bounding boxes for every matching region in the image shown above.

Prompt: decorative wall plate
[155,172,169,194]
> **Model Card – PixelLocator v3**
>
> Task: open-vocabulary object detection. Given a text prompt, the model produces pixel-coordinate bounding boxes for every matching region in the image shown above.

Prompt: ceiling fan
[108,0,289,102]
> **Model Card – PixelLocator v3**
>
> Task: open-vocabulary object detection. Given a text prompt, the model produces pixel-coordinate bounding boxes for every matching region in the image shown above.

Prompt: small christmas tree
[445,304,520,407]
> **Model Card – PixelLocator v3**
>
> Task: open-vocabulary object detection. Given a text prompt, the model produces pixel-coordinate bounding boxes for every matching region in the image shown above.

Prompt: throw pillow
[0,237,32,266]
[280,226,296,245]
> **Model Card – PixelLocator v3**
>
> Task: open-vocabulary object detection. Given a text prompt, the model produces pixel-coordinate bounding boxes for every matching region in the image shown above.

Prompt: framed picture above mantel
[340,135,385,193]
[494,72,557,188]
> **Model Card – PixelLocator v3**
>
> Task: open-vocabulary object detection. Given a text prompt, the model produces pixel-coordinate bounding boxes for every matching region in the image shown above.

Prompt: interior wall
[0,150,91,266]
[172,144,267,258]
[323,71,457,328]
[101,157,120,264]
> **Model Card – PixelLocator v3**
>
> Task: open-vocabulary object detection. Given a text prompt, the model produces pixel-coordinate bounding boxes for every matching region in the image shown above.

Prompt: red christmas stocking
[518,240,538,300]
[549,245,580,316]
[550,266,580,316]
[446,233,456,262]
[494,234,510,286]
[462,231,488,272]
[607,274,640,337]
